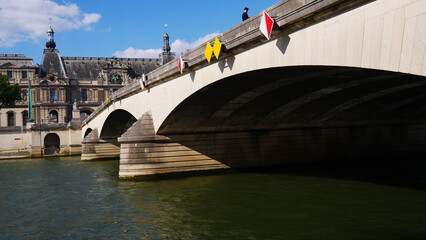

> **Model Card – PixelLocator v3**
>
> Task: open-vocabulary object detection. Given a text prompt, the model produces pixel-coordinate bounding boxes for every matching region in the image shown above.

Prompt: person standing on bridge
[242,7,249,21]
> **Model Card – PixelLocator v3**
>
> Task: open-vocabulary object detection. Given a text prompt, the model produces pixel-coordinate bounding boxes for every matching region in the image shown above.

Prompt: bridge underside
[118,66,426,178]
[161,66,426,132]
[82,110,136,161]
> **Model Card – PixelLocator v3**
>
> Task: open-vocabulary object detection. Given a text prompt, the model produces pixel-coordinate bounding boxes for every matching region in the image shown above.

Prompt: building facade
[0,54,37,128]
[0,26,175,157]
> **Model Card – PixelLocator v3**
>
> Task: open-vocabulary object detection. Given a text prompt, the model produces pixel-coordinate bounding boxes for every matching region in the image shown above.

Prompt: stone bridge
[82,0,426,179]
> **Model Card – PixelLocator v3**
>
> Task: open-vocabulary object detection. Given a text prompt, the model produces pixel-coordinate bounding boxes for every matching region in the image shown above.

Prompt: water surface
[0,156,425,239]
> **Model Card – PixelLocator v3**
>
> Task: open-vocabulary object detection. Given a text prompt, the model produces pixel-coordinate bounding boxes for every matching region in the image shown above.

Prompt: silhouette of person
[242,7,249,21]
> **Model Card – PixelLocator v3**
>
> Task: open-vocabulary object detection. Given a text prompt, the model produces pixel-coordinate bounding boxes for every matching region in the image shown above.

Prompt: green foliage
[0,73,22,107]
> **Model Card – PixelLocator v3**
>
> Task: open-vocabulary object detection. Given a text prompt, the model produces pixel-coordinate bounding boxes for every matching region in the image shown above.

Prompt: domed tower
[41,23,66,79]
[162,32,171,54]
[159,30,175,65]
[46,26,56,49]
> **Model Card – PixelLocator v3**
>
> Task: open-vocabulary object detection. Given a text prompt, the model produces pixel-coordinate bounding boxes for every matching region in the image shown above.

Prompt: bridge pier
[118,114,426,179]
[118,112,229,179]
[81,128,120,161]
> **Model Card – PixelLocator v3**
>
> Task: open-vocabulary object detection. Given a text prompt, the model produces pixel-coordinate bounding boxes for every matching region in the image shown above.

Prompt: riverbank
[0,147,81,160]
[0,124,82,160]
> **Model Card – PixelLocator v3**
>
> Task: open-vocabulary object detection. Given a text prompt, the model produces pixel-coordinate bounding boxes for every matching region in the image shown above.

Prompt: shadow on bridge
[117,65,426,178]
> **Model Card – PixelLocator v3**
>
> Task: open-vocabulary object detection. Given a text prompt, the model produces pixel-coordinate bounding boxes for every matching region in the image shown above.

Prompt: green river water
[0,156,425,240]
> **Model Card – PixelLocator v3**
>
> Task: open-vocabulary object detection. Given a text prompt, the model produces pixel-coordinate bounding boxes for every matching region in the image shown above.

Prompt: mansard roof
[62,57,161,79]
[0,54,34,67]
[41,49,67,79]
[40,48,161,80]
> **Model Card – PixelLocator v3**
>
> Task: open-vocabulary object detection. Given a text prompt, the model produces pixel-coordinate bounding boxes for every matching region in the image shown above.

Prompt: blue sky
[0,0,279,64]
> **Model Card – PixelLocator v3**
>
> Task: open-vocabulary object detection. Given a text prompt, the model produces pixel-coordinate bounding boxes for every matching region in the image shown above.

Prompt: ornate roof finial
[46,18,56,49]
[162,24,171,53]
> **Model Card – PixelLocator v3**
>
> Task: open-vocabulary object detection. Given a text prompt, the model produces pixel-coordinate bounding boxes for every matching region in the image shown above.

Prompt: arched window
[80,110,93,120]
[49,110,58,123]
[7,111,15,127]
[22,110,28,126]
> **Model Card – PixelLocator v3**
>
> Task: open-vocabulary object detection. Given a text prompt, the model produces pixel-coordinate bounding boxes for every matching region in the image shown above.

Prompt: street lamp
[27,78,34,123]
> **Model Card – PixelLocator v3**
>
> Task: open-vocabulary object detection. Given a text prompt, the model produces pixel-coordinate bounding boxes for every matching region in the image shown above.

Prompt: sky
[0,0,279,64]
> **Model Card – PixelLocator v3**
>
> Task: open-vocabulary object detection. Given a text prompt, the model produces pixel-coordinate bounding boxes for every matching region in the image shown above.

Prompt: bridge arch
[159,65,426,134]
[84,0,426,138]
[80,108,93,121]
[100,109,137,139]
[81,0,426,176]
[84,128,93,138]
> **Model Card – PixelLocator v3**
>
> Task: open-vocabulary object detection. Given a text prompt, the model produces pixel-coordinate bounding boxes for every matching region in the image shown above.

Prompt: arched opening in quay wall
[44,133,60,155]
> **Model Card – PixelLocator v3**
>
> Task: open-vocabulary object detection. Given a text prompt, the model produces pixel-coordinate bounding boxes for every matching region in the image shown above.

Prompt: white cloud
[82,13,102,25]
[172,33,220,55]
[0,0,101,47]
[113,47,162,59]
[113,32,220,58]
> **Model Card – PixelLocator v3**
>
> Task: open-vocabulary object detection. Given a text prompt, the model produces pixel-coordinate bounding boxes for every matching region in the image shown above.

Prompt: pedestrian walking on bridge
[242,7,249,21]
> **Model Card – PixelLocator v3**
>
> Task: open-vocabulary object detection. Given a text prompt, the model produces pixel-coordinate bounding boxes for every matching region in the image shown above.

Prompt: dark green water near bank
[0,156,425,240]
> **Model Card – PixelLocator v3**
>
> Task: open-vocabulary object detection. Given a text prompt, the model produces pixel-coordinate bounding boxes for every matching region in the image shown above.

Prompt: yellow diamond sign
[204,42,213,63]
[213,37,222,60]
[204,37,223,63]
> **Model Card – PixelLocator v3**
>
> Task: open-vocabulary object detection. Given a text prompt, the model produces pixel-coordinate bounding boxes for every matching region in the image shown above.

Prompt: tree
[0,73,22,107]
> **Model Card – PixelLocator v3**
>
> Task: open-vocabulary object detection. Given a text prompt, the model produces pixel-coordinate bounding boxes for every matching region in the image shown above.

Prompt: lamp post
[27,79,34,123]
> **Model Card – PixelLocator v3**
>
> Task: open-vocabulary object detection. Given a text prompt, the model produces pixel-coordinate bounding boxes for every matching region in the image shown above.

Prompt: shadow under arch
[84,128,93,138]
[153,65,426,173]
[80,108,94,121]
[44,133,60,155]
[100,109,137,139]
[158,65,426,134]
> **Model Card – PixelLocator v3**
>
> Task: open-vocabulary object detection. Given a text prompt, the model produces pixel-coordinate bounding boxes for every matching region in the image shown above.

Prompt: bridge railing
[83,0,374,126]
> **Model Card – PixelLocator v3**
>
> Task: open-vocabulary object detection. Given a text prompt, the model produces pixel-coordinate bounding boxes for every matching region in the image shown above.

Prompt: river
[0,156,425,240]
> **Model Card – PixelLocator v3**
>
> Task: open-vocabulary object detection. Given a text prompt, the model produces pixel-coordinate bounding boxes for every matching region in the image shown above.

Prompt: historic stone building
[0,54,37,127]
[0,26,175,157]
[0,26,175,127]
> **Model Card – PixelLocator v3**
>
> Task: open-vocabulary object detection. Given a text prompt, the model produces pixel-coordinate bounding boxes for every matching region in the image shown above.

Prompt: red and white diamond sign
[259,11,274,40]
[138,73,146,90]
[177,56,185,73]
